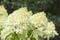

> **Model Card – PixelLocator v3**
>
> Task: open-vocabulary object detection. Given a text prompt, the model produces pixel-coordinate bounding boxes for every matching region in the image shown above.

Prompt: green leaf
[33,29,39,40]
[11,32,19,40]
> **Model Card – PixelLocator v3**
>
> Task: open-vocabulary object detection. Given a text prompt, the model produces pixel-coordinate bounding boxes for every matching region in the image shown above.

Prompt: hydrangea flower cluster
[0,5,8,27]
[29,12,58,40]
[0,7,58,40]
[0,5,8,35]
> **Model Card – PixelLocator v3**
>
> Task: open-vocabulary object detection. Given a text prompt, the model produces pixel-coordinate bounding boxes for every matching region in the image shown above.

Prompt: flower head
[29,12,48,27]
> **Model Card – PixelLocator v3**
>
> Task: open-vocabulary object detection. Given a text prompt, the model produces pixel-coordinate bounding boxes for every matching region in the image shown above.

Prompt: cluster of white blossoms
[0,5,8,37]
[29,12,48,27]
[0,7,58,40]
[1,7,33,40]
[29,12,58,40]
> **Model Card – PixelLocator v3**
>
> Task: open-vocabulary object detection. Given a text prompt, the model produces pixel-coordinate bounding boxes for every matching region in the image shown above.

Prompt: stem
[47,35,49,40]
[27,34,32,40]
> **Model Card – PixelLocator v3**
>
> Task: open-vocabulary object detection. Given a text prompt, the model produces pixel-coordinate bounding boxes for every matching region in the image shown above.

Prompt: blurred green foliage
[0,0,53,13]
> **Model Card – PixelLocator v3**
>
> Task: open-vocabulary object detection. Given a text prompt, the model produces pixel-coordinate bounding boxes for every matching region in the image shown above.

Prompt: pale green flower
[5,7,32,26]
[45,22,58,37]
[47,22,55,30]
[1,7,33,40]
[32,22,58,39]
[0,5,8,26]
[0,5,8,38]
[29,12,48,27]
[38,22,58,38]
